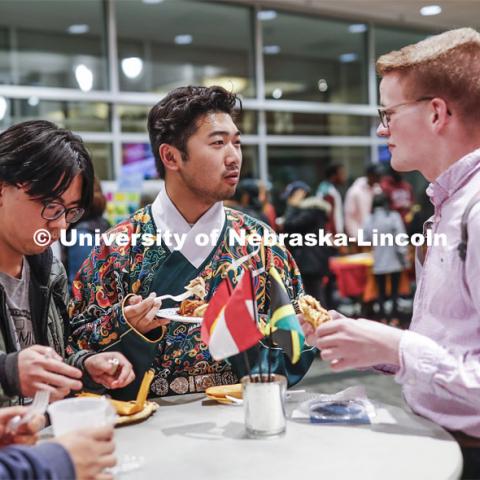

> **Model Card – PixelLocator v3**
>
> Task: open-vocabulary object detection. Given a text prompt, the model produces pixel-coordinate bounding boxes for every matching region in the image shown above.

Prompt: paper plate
[156,307,203,324]
[205,395,238,405]
[205,384,243,404]
[115,401,159,427]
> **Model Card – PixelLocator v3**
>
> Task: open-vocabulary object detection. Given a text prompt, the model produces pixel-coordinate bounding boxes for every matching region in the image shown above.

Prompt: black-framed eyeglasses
[41,201,85,224]
[377,96,435,129]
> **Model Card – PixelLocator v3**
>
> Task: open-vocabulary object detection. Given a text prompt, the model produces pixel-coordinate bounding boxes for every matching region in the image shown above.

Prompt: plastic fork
[156,290,194,303]
[7,390,50,434]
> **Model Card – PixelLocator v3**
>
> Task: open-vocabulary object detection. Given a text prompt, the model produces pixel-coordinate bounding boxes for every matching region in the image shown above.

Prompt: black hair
[0,120,94,210]
[147,85,240,178]
[372,192,389,212]
[325,164,343,179]
[391,169,403,183]
[236,178,260,206]
[366,164,383,177]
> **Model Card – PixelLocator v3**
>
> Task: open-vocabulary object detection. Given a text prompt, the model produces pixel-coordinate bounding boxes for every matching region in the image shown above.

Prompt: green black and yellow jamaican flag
[267,267,305,363]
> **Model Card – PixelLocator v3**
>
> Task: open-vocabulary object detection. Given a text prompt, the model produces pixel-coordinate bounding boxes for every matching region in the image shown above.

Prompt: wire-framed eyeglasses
[377,96,434,128]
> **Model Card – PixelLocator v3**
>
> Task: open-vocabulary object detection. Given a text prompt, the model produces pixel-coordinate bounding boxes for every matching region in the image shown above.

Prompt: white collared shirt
[151,186,226,269]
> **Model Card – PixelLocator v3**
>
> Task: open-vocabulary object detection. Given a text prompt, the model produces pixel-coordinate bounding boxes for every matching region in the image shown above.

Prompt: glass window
[119,105,149,133]
[116,0,255,97]
[267,146,370,212]
[9,99,110,132]
[0,96,12,130]
[86,143,114,181]
[262,11,368,103]
[374,27,432,100]
[266,111,370,136]
[375,26,431,59]
[240,145,259,179]
[0,0,108,90]
[236,110,257,136]
[119,104,256,135]
[120,143,257,181]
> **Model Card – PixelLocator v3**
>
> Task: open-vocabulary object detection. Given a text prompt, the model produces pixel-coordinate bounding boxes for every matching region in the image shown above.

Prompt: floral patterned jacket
[67,206,315,399]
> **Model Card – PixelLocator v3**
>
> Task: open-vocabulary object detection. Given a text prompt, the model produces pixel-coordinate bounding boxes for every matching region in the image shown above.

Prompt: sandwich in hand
[298,294,331,328]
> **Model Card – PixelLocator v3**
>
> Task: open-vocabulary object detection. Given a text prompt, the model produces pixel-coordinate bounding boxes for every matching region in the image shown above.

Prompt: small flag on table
[200,275,233,346]
[201,270,263,361]
[267,267,305,364]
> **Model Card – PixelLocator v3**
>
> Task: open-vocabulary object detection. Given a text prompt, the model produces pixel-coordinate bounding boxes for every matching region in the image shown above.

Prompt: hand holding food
[298,294,331,328]
[18,345,83,401]
[298,294,331,346]
[124,293,170,333]
[315,318,403,371]
[84,352,135,390]
[0,406,45,447]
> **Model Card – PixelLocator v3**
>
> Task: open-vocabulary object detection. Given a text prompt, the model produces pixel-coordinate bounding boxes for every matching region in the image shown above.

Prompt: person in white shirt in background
[344,164,383,240]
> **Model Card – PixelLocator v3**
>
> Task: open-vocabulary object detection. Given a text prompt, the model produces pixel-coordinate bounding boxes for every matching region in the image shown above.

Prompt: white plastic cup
[48,397,116,437]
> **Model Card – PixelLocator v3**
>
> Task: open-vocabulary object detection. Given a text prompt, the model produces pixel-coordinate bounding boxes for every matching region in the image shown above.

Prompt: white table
[114,393,463,480]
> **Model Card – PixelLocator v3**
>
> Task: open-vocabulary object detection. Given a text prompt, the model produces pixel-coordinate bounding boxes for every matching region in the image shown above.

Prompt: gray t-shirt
[0,260,35,349]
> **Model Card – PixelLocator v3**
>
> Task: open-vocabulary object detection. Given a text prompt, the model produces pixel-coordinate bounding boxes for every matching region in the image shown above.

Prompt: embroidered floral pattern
[67,206,303,396]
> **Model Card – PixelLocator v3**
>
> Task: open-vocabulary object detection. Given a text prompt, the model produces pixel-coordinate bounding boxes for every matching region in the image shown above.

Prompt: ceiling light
[272,88,282,99]
[175,34,192,45]
[258,10,277,21]
[348,24,367,33]
[75,64,93,92]
[318,79,328,92]
[420,5,442,16]
[0,97,7,120]
[339,53,358,63]
[263,45,280,55]
[28,96,39,107]
[67,24,89,34]
[142,0,164,4]
[121,57,143,79]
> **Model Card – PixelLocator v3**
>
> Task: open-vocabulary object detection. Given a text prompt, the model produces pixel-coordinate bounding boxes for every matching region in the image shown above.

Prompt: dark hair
[281,180,311,200]
[83,176,106,220]
[0,120,94,210]
[390,169,403,183]
[366,164,383,177]
[234,178,260,206]
[147,86,240,178]
[325,164,343,179]
[372,192,389,212]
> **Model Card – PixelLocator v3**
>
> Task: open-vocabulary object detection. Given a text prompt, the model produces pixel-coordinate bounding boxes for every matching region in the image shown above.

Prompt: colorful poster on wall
[105,191,141,226]
[122,143,158,180]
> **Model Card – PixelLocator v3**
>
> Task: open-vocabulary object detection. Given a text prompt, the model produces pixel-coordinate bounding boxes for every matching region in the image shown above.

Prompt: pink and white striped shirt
[394,148,480,437]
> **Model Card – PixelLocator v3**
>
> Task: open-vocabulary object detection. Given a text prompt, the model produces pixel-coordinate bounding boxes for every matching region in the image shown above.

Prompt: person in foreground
[0,405,116,479]
[302,28,480,478]
[0,120,134,405]
[68,86,315,399]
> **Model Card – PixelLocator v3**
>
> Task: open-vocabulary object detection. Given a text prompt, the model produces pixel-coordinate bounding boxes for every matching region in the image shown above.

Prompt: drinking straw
[267,323,274,382]
[243,351,254,383]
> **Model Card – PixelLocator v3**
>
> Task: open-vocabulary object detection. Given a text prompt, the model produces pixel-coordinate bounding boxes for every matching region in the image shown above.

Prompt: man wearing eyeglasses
[0,120,134,407]
[302,28,480,477]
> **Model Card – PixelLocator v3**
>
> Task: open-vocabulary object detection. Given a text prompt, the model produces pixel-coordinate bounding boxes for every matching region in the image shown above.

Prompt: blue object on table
[309,400,371,424]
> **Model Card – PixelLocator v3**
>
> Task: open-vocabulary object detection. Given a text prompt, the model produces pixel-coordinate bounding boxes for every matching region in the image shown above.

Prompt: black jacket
[0,248,89,404]
[284,196,331,276]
